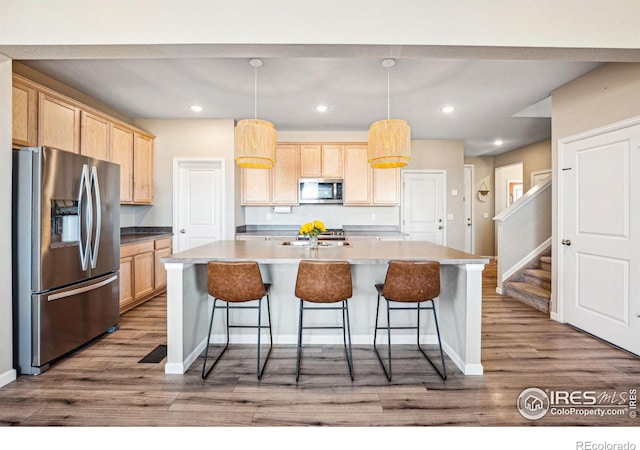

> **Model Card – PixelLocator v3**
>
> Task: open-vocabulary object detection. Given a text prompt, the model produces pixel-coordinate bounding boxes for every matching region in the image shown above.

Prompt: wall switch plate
[447,213,454,220]
[451,189,458,196]
[266,213,272,221]
[483,213,489,219]
[371,214,376,221]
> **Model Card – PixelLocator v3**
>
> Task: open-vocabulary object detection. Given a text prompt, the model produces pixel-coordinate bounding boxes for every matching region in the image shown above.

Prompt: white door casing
[463,164,474,254]
[559,121,640,356]
[402,170,447,245]
[173,158,224,253]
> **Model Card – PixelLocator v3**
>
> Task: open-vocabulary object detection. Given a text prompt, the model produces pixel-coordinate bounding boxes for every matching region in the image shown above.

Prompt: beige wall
[550,62,640,314]
[464,156,495,256]
[133,119,237,240]
[494,139,551,192]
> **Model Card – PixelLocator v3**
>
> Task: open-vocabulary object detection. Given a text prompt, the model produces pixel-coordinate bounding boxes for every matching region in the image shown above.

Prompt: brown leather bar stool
[374,260,447,381]
[202,261,273,380]
[295,260,354,381]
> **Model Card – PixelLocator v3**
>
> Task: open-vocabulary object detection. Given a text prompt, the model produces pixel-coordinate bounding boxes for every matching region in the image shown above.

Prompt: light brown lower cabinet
[119,237,172,314]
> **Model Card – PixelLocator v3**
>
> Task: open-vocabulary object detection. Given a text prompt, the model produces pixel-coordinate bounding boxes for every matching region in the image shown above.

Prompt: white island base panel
[164,261,485,376]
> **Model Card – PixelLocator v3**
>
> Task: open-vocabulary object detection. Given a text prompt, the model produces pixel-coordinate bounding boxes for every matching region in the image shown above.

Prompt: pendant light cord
[387,64,391,120]
[254,65,258,120]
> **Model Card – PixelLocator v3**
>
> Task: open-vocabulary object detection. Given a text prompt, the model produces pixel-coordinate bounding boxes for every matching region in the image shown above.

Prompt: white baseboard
[496,287,503,295]
[0,368,17,388]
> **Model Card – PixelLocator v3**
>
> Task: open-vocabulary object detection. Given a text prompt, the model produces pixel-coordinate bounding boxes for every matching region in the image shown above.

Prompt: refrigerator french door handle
[78,164,92,271]
[89,166,101,269]
[47,274,118,301]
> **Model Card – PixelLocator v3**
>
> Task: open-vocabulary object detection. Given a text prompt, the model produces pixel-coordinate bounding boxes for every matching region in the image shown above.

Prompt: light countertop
[162,239,488,265]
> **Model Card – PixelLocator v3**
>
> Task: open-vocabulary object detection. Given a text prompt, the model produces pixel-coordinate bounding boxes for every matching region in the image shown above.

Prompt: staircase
[503,250,551,314]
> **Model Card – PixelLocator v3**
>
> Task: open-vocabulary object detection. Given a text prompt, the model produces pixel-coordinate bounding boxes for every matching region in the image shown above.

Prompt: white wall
[133,119,236,239]
[0,56,16,386]
[1,1,638,51]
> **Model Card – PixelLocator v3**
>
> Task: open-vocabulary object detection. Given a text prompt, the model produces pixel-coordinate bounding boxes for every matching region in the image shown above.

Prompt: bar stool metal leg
[296,299,304,382]
[256,294,274,380]
[373,293,393,381]
[343,300,354,381]
[201,298,229,379]
[416,300,447,380]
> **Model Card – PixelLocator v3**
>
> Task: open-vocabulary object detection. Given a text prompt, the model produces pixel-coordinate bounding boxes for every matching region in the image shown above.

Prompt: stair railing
[493,178,552,293]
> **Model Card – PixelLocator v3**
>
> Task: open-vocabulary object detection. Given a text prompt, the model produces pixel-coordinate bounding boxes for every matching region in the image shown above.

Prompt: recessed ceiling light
[494,139,504,146]
[315,105,329,113]
[441,105,455,114]
[190,105,204,113]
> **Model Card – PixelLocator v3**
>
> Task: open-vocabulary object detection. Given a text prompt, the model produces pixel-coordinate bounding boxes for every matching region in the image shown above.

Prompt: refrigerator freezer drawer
[29,273,120,371]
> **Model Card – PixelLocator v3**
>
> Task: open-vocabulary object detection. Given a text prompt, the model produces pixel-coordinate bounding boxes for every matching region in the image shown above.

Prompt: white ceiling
[21,57,601,157]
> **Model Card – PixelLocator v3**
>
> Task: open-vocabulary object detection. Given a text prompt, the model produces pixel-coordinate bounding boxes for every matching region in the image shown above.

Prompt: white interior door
[402,171,446,244]
[463,164,474,253]
[560,123,640,356]
[174,159,224,252]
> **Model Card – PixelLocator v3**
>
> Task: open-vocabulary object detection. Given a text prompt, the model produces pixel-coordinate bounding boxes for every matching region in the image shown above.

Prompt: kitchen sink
[280,240,350,247]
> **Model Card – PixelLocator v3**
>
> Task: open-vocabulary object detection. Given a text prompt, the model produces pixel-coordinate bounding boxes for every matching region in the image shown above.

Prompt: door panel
[402,172,445,244]
[561,124,639,356]
[176,161,223,252]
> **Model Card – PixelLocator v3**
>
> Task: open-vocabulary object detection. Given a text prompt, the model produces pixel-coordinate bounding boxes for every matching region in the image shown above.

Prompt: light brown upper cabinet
[110,123,134,203]
[12,78,38,148]
[343,143,400,205]
[80,111,110,161]
[133,132,154,204]
[343,144,372,205]
[272,145,300,205]
[300,144,343,178]
[241,167,271,205]
[38,92,81,154]
[372,166,401,204]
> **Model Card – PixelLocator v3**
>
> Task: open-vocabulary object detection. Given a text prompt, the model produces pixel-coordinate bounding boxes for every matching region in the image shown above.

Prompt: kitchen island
[161,239,489,376]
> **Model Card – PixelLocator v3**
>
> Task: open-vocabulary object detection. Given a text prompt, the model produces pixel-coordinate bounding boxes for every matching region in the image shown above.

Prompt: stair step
[503,281,550,314]
[539,256,552,272]
[523,269,551,290]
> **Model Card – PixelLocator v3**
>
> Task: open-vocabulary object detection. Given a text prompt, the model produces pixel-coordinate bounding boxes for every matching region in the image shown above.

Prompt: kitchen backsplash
[243,204,400,229]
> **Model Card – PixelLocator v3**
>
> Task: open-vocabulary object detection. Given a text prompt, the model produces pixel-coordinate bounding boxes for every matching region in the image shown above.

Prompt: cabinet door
[80,111,110,161]
[343,144,371,205]
[241,167,271,205]
[12,79,38,148]
[154,247,171,291]
[134,251,155,299]
[300,145,322,178]
[133,133,154,204]
[38,92,80,153]
[321,145,343,178]
[373,167,400,204]
[272,144,300,205]
[111,124,134,203]
[119,256,134,310]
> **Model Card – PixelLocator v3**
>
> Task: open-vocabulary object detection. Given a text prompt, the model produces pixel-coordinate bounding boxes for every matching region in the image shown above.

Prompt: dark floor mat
[138,344,167,363]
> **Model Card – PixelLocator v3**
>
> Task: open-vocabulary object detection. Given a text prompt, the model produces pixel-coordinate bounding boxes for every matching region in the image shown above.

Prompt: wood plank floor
[1,261,638,427]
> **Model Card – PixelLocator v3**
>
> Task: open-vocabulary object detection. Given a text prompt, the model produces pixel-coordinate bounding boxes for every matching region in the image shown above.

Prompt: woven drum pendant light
[368,58,411,169]
[235,58,277,169]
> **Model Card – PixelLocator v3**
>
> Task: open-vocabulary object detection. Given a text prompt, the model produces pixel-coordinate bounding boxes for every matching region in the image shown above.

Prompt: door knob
[438,225,444,230]
[180,229,186,234]
[562,239,571,246]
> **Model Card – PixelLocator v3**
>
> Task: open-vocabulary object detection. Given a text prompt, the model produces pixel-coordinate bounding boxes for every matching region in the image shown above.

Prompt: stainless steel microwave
[299,178,343,204]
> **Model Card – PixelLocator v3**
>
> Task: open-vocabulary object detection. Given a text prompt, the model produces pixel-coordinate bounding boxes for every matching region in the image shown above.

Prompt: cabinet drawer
[120,240,154,258]
[155,237,172,249]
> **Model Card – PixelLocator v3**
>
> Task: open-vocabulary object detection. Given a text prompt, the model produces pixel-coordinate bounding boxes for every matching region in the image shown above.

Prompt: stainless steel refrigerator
[13,146,120,375]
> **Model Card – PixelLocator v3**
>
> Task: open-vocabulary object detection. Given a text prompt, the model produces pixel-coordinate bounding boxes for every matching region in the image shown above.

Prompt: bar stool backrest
[381,260,440,303]
[295,260,352,303]
[207,261,266,302]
